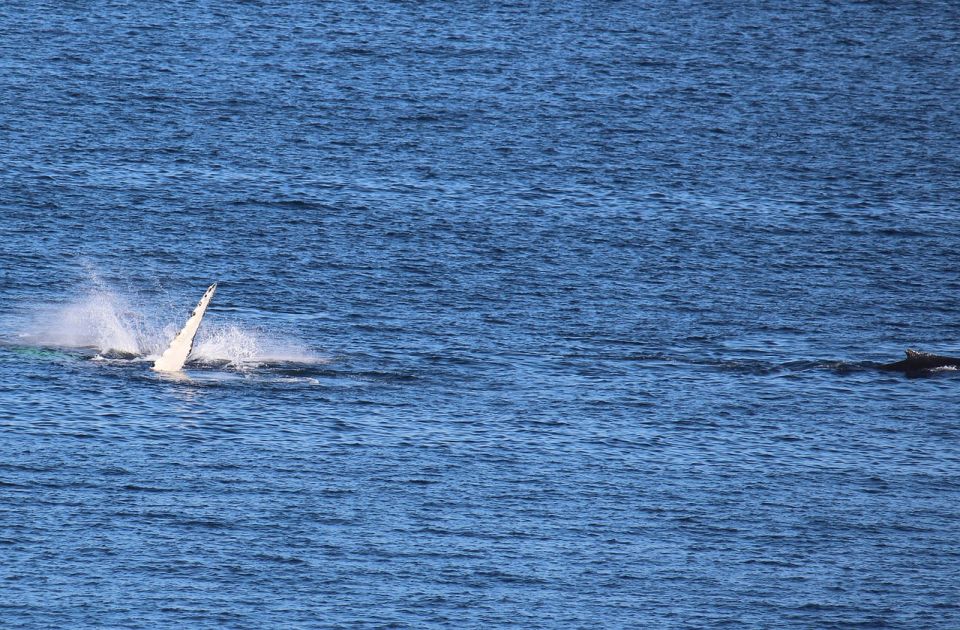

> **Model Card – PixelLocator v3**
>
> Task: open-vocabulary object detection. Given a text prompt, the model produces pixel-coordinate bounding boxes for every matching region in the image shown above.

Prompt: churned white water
[15,284,321,368]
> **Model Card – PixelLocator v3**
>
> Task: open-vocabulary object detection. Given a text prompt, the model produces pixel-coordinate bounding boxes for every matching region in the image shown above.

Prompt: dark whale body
[880,349,960,374]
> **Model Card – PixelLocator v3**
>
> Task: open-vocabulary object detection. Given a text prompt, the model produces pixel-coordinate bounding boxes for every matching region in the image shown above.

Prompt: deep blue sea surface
[2,1,960,627]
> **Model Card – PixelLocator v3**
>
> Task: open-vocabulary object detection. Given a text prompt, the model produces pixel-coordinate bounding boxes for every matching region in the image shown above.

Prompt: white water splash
[17,286,322,368]
[192,324,322,368]
[23,289,149,356]
[192,324,262,367]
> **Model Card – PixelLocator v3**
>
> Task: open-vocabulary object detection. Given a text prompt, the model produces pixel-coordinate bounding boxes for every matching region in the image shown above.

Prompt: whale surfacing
[152,283,218,372]
[879,349,960,374]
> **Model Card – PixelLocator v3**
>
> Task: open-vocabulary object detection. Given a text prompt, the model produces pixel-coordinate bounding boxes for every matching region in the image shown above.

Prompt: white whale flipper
[152,283,218,372]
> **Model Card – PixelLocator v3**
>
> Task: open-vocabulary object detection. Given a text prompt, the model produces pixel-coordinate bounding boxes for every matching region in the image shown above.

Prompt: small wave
[624,352,874,376]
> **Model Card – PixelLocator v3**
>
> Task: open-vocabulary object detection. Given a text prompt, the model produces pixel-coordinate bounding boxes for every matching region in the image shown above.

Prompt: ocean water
[2,1,960,627]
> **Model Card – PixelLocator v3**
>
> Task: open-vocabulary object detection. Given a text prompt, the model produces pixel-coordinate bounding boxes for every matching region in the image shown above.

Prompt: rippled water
[2,1,960,627]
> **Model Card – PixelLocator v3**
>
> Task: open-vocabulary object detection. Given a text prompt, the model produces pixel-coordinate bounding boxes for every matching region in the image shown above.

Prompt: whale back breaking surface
[152,283,218,372]
[879,348,960,373]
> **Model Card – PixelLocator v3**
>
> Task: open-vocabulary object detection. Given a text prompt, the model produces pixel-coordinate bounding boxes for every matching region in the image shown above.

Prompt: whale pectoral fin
[152,283,218,372]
